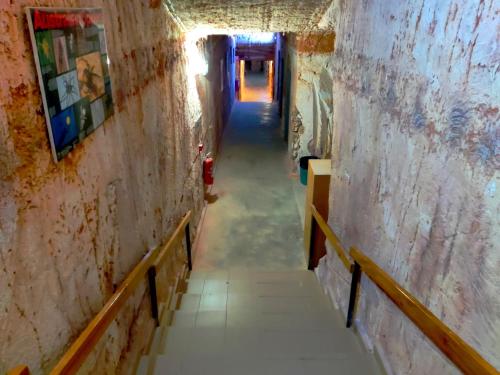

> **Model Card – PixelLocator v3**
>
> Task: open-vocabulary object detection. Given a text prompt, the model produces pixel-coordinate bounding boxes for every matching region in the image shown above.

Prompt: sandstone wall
[0,1,231,374]
[194,35,235,159]
[317,0,499,374]
[286,32,335,170]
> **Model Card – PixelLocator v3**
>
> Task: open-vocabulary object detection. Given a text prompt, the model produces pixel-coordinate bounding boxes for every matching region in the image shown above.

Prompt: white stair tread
[174,293,331,313]
[152,353,382,375]
[189,269,317,282]
[139,270,383,375]
[165,311,197,327]
[183,278,324,295]
[225,308,342,330]
[166,308,344,330]
[160,327,364,358]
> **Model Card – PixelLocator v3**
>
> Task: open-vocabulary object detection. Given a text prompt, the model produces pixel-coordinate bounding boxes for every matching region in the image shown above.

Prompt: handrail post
[185,223,192,271]
[346,261,361,328]
[307,215,316,270]
[147,266,159,326]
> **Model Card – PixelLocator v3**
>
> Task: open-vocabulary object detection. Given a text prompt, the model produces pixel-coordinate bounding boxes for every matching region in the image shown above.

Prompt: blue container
[299,156,319,186]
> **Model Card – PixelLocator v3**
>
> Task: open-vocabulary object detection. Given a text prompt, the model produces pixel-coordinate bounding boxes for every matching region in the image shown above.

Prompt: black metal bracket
[185,223,193,271]
[346,262,361,328]
[147,266,159,326]
[307,217,316,271]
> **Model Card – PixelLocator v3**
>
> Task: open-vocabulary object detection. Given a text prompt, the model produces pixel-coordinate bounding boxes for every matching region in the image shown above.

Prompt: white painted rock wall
[287,33,334,168]
[318,0,499,374]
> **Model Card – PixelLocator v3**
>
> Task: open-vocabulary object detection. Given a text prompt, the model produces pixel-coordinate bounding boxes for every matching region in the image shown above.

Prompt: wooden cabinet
[304,159,331,268]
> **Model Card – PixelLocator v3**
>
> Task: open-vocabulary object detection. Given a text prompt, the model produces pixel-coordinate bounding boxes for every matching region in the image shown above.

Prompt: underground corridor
[1,1,499,375]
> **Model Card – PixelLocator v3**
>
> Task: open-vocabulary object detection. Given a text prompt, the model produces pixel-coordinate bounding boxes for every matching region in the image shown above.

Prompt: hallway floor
[194,101,305,271]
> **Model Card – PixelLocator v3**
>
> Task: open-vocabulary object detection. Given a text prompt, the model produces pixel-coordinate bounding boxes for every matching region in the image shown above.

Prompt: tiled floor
[137,270,384,375]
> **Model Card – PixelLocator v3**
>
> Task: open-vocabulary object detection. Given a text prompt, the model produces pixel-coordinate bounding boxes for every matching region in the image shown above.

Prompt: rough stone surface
[166,0,333,32]
[195,35,236,156]
[286,33,334,168]
[317,0,499,374]
[0,1,233,374]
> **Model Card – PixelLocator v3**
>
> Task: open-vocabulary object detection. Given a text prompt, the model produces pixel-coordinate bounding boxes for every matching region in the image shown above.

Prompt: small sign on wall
[26,7,114,162]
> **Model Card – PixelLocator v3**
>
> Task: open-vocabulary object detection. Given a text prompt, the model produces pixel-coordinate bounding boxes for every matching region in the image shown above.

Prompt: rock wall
[317,0,499,374]
[191,35,235,160]
[285,32,335,169]
[0,1,232,374]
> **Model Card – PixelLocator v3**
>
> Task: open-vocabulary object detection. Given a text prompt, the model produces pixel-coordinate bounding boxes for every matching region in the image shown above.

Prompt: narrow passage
[194,101,305,271]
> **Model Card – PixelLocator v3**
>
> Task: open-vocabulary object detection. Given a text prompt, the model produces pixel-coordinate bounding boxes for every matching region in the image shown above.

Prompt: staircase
[136,269,383,374]
[137,270,381,375]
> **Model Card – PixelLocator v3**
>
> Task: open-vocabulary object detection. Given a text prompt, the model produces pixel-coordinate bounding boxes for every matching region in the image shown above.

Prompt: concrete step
[173,272,332,316]
[185,272,323,295]
[150,353,383,375]
[158,326,365,358]
[136,270,384,374]
[171,291,332,314]
[188,269,318,282]
[165,307,345,331]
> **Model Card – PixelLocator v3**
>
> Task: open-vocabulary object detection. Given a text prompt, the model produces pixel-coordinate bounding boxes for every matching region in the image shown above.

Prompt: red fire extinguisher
[203,156,214,185]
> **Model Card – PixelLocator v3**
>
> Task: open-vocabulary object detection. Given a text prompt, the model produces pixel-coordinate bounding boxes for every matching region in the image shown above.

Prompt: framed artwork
[26,7,114,162]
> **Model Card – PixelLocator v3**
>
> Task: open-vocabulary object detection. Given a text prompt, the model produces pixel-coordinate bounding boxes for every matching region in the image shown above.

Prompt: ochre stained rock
[293,32,335,54]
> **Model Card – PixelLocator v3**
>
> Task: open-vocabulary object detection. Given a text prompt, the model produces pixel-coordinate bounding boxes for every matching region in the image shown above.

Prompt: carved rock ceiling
[165,0,333,32]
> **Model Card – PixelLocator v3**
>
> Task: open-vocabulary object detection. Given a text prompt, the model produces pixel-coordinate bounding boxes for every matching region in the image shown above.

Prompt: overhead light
[236,32,275,44]
[185,32,208,76]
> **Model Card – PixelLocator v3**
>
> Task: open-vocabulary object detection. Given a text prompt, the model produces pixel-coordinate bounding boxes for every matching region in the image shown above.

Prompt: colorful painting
[26,8,114,162]
[56,70,80,109]
[73,98,92,137]
[90,98,105,128]
[35,31,55,67]
[51,107,78,151]
[76,52,105,101]
[53,35,70,74]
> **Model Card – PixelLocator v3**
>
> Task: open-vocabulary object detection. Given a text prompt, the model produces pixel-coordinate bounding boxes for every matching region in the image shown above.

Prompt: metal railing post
[308,216,316,270]
[346,261,361,328]
[185,223,192,271]
[147,266,159,326]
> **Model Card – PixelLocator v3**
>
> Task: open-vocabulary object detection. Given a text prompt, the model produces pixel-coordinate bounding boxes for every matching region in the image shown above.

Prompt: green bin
[299,156,319,186]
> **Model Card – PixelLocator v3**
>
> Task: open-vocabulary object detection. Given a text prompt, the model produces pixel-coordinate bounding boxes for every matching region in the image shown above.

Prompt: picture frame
[26,7,114,162]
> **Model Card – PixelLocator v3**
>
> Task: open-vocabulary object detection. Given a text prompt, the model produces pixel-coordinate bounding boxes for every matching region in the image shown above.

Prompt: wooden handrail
[309,206,498,374]
[7,365,30,375]
[310,204,352,272]
[350,246,499,375]
[46,210,192,375]
[154,210,192,269]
